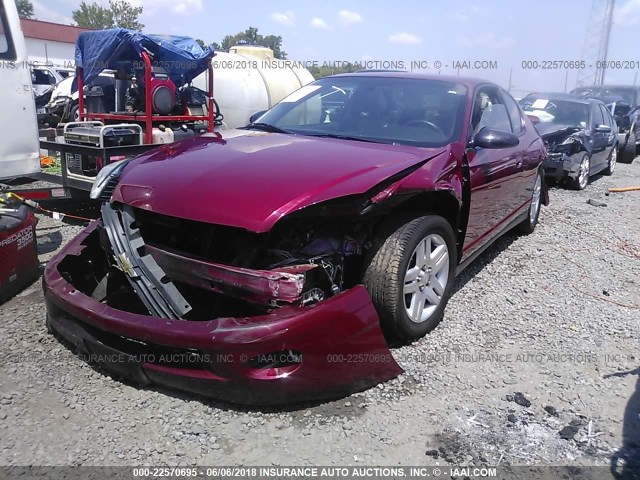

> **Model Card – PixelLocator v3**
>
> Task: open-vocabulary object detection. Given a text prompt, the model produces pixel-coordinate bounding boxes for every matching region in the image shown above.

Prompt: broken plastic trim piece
[144,244,321,307]
[101,203,192,319]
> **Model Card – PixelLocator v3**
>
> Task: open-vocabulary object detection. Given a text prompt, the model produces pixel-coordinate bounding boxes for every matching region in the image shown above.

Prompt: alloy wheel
[529,173,542,225]
[609,148,617,173]
[403,234,450,323]
[578,155,589,189]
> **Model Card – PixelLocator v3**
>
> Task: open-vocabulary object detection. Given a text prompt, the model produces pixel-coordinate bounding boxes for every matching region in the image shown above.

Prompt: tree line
[14,0,346,77]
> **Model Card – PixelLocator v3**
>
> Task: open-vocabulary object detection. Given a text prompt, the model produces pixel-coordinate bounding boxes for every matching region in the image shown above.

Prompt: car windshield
[520,97,590,128]
[255,76,468,148]
[572,87,635,106]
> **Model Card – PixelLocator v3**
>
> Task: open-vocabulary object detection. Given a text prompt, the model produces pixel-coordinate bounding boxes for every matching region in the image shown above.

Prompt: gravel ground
[1,159,639,471]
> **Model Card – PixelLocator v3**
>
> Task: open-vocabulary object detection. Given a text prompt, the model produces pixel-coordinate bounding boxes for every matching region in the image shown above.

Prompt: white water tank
[193,46,315,129]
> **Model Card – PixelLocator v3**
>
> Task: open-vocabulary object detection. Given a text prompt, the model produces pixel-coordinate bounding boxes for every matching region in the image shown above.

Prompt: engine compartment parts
[0,194,39,303]
[101,202,192,319]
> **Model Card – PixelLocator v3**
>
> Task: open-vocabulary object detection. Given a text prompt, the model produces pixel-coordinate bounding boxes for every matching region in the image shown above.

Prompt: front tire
[68,103,80,123]
[619,131,637,164]
[567,153,590,190]
[363,215,457,340]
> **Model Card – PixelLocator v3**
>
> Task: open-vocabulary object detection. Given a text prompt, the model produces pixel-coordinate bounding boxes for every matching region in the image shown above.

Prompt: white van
[0,0,40,180]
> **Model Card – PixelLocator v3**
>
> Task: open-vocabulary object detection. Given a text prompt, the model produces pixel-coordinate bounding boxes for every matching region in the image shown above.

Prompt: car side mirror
[472,127,520,149]
[249,110,268,124]
[595,124,611,133]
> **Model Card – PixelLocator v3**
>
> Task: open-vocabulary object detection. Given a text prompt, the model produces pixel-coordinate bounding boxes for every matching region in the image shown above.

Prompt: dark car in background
[571,85,640,163]
[520,93,618,190]
[44,73,548,404]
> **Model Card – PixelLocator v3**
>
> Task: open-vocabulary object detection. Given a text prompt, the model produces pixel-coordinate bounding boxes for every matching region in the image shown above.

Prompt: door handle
[515,156,523,168]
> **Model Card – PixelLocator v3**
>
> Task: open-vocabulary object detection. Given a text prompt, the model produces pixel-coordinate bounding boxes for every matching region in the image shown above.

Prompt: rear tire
[619,131,637,164]
[363,215,457,340]
[603,146,617,176]
[517,170,542,234]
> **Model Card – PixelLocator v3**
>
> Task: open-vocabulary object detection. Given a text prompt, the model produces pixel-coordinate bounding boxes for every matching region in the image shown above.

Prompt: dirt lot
[1,159,639,472]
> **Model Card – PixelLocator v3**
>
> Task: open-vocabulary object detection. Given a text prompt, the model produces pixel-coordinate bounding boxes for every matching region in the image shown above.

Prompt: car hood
[113,130,448,232]
[535,123,583,142]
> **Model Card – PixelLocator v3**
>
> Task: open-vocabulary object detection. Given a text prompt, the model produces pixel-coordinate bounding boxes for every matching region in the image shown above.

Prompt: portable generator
[0,193,39,303]
[63,123,142,177]
[148,67,176,115]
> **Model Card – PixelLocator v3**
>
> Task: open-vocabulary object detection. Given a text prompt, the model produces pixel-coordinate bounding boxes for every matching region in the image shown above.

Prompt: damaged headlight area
[59,202,376,321]
[89,160,130,201]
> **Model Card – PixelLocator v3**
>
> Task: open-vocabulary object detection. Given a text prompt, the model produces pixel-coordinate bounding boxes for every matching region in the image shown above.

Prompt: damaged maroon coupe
[44,73,548,405]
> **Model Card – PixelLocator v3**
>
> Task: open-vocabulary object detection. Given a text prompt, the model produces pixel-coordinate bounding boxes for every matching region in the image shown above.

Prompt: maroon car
[44,73,547,405]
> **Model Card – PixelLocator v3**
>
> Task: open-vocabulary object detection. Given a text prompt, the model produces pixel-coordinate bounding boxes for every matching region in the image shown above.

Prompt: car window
[501,89,523,134]
[0,2,15,59]
[31,69,56,85]
[258,76,468,148]
[471,87,512,135]
[592,103,605,128]
[520,96,589,128]
[600,105,616,128]
[600,105,615,127]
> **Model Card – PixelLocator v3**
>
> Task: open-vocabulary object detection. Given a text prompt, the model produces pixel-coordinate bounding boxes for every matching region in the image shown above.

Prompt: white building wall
[25,37,75,66]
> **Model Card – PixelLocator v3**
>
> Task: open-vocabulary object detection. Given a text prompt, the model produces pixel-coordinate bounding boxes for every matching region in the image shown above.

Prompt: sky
[32,0,640,97]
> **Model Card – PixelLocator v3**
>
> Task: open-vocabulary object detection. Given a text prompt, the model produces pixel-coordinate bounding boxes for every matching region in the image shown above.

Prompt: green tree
[308,63,358,79]
[15,0,34,18]
[72,0,144,30]
[195,39,220,50]
[220,27,286,59]
[110,0,143,30]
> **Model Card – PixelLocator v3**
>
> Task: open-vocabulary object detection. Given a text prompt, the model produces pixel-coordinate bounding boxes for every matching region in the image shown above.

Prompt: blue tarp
[72,28,214,91]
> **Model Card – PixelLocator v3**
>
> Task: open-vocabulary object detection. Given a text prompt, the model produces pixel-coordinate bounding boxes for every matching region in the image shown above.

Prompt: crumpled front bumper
[43,221,402,405]
[541,153,581,179]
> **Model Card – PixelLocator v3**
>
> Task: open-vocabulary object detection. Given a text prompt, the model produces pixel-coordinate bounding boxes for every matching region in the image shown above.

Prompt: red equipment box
[0,195,39,303]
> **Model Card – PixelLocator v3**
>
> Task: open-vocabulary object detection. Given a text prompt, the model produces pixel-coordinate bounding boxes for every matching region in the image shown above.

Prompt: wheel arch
[382,190,464,261]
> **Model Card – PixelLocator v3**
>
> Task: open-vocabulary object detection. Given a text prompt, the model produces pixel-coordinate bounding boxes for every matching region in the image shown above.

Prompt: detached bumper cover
[43,221,402,405]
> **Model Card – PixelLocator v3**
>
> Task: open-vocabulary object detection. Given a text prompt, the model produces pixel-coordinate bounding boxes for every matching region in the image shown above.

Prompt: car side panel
[462,144,522,257]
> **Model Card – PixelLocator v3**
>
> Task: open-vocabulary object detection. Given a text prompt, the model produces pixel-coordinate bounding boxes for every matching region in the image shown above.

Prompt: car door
[590,102,608,170]
[463,86,523,257]
[600,104,617,167]
[499,88,535,210]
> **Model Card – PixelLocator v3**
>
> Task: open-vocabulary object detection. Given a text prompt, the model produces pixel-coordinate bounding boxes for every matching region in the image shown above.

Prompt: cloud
[469,5,491,16]
[339,10,362,25]
[456,33,516,50]
[448,12,470,23]
[310,17,330,29]
[271,11,295,26]
[615,0,640,24]
[32,0,74,23]
[388,32,423,45]
[164,0,203,14]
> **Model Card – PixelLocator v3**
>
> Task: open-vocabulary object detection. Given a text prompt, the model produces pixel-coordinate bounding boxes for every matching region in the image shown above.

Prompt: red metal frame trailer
[77,51,216,144]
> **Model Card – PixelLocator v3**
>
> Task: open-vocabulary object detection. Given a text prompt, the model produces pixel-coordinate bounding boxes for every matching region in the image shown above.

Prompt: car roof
[327,70,498,90]
[573,85,639,92]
